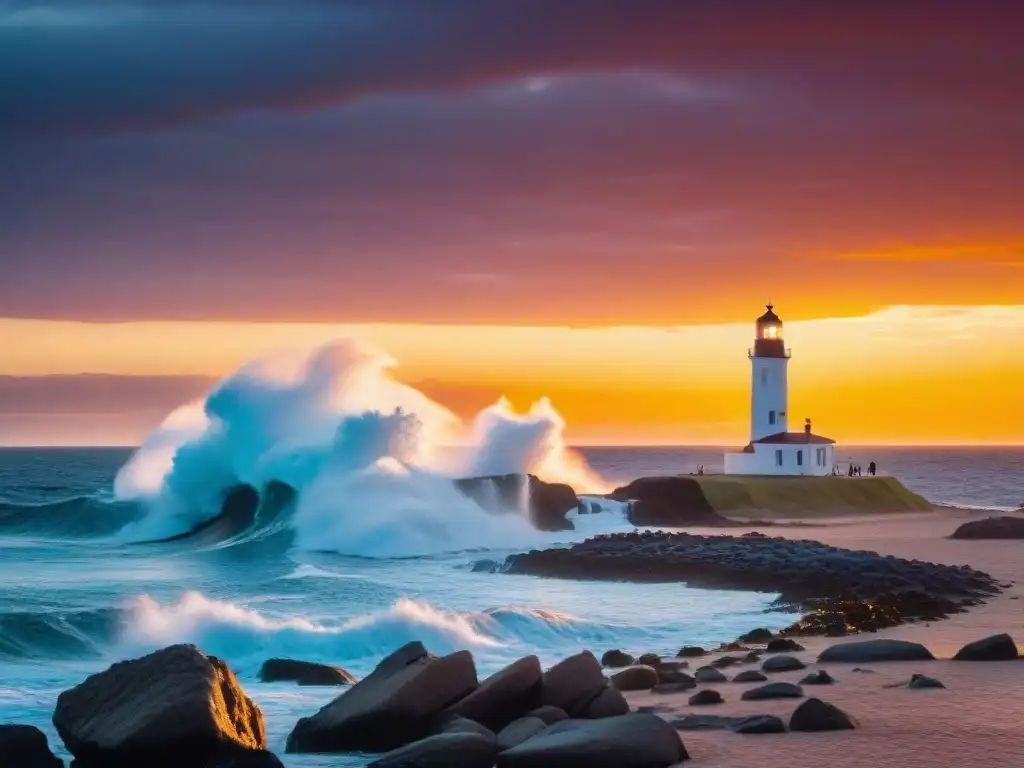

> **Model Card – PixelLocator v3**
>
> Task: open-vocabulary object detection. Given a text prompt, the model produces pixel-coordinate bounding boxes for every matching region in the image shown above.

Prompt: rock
[739,628,774,643]
[636,653,662,667]
[765,638,805,653]
[953,633,1019,661]
[694,666,728,683]
[446,655,542,731]
[527,706,568,726]
[716,642,750,653]
[0,725,63,768]
[472,559,500,573]
[689,689,724,706]
[496,714,687,767]
[818,639,934,663]
[608,476,730,527]
[741,682,804,701]
[711,655,743,668]
[286,642,478,753]
[436,717,495,739]
[732,670,768,683]
[541,651,607,717]
[670,714,736,730]
[908,674,945,690]
[455,475,579,532]
[497,718,548,750]
[852,667,875,674]
[52,644,269,767]
[258,658,356,686]
[790,698,857,732]
[761,655,806,673]
[368,733,498,768]
[580,687,629,719]
[601,649,635,668]
[742,651,762,663]
[652,681,697,694]
[609,665,659,692]
[656,665,694,685]
[799,670,836,685]
[732,715,787,734]
[677,646,706,657]
[950,516,1024,540]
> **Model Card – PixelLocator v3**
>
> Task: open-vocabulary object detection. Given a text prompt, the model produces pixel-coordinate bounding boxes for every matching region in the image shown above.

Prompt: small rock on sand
[695,666,729,683]
[818,639,934,663]
[799,670,836,685]
[953,633,1019,661]
[761,655,806,673]
[732,670,768,683]
[677,646,707,657]
[765,638,805,653]
[789,698,857,732]
[741,682,804,701]
[689,689,724,706]
[732,715,787,734]
[610,665,659,692]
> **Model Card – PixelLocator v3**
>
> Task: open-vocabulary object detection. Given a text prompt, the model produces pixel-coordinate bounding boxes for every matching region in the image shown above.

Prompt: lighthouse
[724,303,836,476]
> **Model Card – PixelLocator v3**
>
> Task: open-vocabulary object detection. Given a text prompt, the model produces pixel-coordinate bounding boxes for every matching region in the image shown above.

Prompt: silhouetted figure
[868,461,876,476]
[847,464,854,477]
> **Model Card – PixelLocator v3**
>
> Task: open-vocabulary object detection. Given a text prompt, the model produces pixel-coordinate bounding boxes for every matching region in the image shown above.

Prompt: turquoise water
[0,446,1019,765]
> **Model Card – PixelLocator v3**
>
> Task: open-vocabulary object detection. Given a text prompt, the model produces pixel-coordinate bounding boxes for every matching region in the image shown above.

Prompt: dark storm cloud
[3,0,1022,135]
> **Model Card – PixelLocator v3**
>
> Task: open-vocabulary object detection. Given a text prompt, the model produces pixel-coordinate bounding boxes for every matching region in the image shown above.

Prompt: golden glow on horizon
[1,305,1022,446]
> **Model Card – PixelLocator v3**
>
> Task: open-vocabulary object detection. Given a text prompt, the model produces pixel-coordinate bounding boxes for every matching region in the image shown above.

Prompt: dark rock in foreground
[368,732,498,768]
[799,670,836,685]
[761,655,805,673]
[818,639,934,663]
[677,646,706,657]
[497,717,548,750]
[258,658,356,686]
[609,665,659,691]
[950,516,1024,540]
[0,724,63,768]
[286,641,478,753]
[607,477,731,528]
[732,670,768,683]
[689,689,724,706]
[765,638,805,653]
[733,715,787,734]
[789,698,857,732]
[445,655,543,732]
[53,644,271,768]
[502,531,1000,635]
[601,649,635,668]
[739,628,774,643]
[540,651,608,717]
[953,633,1019,661]
[497,714,687,768]
[908,674,945,690]
[455,475,579,532]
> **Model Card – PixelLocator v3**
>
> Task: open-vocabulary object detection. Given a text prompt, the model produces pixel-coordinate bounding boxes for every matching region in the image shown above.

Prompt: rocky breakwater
[503,531,1003,635]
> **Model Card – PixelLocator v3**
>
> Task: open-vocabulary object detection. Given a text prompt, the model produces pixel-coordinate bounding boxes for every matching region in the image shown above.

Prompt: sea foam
[114,338,610,554]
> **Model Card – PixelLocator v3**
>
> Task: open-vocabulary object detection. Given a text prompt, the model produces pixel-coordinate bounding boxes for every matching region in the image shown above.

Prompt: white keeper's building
[724,304,836,476]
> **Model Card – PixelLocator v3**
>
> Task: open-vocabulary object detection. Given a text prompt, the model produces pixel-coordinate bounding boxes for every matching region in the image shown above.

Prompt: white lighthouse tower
[724,303,836,476]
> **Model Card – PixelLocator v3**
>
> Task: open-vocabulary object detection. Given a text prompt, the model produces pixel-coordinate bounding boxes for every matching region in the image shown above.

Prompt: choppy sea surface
[0,445,1020,765]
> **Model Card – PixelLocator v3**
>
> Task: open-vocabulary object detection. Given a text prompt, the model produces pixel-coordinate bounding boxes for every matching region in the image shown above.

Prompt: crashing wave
[113,338,612,555]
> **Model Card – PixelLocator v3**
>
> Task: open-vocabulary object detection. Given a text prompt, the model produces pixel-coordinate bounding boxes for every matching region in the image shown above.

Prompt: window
[817,448,826,466]
[769,410,776,426]
[760,368,768,386]
[797,450,803,466]
[775,450,783,467]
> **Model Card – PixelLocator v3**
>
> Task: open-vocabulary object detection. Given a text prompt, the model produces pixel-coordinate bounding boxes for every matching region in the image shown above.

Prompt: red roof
[753,431,836,445]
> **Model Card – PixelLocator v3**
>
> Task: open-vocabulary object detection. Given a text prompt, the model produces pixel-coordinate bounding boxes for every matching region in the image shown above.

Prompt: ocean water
[1,445,1020,765]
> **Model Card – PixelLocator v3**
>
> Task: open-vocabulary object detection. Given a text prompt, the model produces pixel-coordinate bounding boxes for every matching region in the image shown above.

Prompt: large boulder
[789,698,857,732]
[608,477,729,527]
[950,516,1024,540]
[818,639,934,663]
[286,642,478,753]
[540,652,607,717]
[609,665,659,692]
[496,714,687,768]
[454,475,579,531]
[52,644,270,767]
[953,633,1019,661]
[0,725,63,768]
[497,717,548,750]
[445,655,543,731]
[258,658,356,686]
[368,733,498,768]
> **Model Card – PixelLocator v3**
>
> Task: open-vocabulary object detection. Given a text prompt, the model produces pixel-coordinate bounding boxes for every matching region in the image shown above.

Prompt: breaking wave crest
[113,338,610,556]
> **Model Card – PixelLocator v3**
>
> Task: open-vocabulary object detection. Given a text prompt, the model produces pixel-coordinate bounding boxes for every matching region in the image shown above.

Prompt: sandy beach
[626,507,1024,767]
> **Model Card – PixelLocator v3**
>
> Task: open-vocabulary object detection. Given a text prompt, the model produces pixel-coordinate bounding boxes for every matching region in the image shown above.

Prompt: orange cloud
[826,240,1024,267]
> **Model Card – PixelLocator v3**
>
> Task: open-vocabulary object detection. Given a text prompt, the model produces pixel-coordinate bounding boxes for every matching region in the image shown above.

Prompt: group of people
[835,461,877,477]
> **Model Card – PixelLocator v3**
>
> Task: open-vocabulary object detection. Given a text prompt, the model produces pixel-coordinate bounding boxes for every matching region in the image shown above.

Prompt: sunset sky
[2,2,1022,446]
